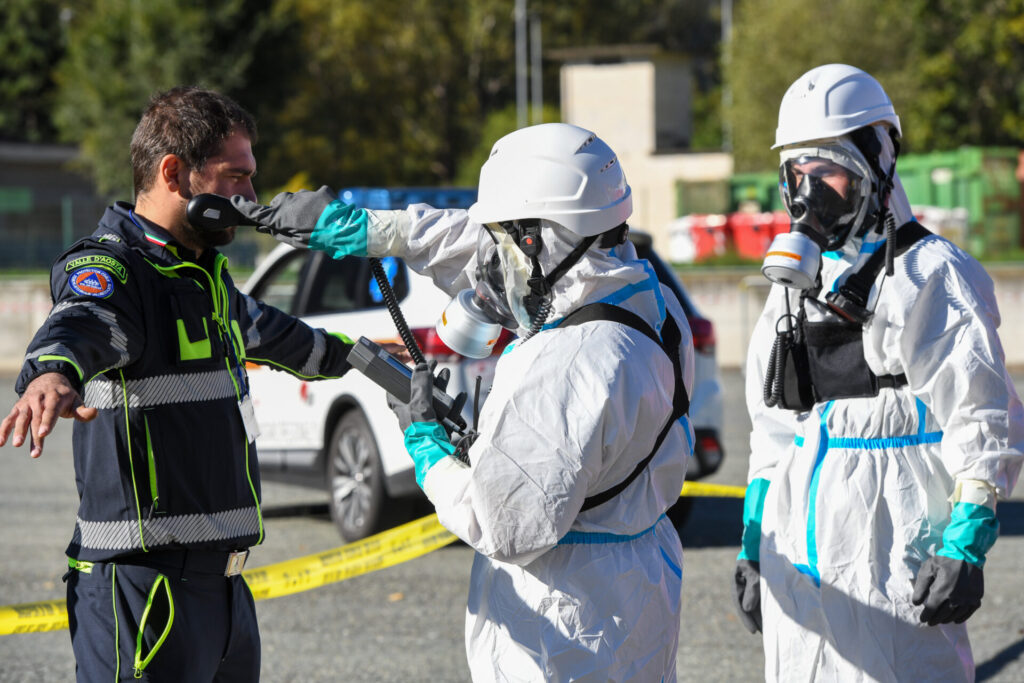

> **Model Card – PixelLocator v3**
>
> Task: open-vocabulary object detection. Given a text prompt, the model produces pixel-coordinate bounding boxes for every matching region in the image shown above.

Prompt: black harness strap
[556,302,689,512]
[833,221,932,311]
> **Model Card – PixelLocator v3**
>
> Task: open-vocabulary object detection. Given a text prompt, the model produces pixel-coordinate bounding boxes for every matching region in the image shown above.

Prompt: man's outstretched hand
[0,373,97,458]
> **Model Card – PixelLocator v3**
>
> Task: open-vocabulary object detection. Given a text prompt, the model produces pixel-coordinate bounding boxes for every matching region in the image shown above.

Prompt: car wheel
[326,409,396,542]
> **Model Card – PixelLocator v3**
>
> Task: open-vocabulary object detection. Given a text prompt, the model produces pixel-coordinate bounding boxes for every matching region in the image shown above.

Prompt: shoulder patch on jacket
[65,254,128,283]
[68,267,116,298]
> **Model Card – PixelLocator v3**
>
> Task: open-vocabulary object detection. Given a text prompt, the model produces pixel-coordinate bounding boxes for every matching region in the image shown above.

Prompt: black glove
[386,363,448,432]
[911,555,984,626]
[733,559,762,633]
[231,186,337,248]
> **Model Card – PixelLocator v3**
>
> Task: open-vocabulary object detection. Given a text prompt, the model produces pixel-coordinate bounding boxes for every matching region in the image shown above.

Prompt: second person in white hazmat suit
[735,63,1024,682]
[233,123,695,681]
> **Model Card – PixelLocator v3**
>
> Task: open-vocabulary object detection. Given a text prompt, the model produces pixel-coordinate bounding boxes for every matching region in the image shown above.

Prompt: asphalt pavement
[1,369,1023,682]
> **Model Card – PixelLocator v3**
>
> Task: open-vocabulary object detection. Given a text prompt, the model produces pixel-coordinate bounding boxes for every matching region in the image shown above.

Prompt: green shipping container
[728,172,783,212]
[675,179,730,216]
[895,147,1021,256]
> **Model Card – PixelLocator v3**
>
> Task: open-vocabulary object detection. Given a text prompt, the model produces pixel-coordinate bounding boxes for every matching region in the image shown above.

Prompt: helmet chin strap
[520,232,600,340]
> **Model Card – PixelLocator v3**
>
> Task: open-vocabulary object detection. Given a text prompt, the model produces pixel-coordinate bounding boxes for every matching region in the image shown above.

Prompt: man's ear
[157,154,187,194]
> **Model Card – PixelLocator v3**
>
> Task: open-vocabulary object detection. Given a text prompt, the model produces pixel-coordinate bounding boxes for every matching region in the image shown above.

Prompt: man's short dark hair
[130,86,257,196]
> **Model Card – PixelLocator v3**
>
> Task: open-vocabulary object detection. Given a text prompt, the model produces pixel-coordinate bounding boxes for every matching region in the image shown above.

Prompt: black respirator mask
[762,151,867,290]
[788,173,856,250]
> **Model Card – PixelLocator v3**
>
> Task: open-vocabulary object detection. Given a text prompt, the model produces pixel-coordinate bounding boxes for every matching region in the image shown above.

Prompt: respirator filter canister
[761,231,822,290]
[435,289,505,359]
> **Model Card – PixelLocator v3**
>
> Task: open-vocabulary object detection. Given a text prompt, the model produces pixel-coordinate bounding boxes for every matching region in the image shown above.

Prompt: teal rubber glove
[232,186,369,258]
[737,478,771,562]
[911,501,998,626]
[733,478,770,633]
[937,500,1000,567]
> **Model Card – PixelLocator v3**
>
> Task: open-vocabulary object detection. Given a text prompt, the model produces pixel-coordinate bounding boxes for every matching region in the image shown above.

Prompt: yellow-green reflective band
[67,558,93,574]
[331,332,355,345]
[230,319,246,361]
[143,415,159,509]
[176,318,212,360]
[134,574,174,677]
[37,355,84,382]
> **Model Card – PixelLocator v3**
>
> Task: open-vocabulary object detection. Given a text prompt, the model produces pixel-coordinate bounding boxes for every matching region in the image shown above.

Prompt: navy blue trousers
[66,558,260,682]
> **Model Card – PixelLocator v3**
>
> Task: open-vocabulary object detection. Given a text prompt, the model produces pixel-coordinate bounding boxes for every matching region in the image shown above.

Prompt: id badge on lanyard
[238,392,261,443]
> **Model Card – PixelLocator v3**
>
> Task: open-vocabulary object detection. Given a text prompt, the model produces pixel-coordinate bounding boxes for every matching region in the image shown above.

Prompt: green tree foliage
[258,0,721,193]
[0,0,68,143]
[903,0,1024,150]
[36,0,718,197]
[259,0,517,193]
[726,0,915,172]
[453,103,561,186]
[52,0,274,197]
[726,0,1024,172]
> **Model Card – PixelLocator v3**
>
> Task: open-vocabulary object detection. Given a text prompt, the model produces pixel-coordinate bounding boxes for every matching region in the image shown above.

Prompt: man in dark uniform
[0,86,401,681]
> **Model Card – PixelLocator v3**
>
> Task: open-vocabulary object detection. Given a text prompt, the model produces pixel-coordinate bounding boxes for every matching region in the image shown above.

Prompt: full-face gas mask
[434,223,538,358]
[435,218,605,358]
[762,141,875,290]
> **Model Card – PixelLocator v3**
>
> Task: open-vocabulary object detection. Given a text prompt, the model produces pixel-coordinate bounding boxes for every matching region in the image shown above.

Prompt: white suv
[242,197,723,541]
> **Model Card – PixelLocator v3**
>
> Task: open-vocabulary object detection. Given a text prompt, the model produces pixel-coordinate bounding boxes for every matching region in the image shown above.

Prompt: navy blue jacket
[17,202,353,562]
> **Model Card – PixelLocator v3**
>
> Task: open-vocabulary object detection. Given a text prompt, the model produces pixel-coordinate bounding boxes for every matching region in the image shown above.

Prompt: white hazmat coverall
[745,151,1024,681]
[369,204,694,682]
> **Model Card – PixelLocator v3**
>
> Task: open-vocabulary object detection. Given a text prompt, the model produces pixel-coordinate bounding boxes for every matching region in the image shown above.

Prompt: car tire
[326,409,405,542]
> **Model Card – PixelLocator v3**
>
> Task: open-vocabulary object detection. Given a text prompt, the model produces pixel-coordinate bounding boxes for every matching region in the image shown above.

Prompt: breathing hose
[763,294,796,408]
[368,257,426,366]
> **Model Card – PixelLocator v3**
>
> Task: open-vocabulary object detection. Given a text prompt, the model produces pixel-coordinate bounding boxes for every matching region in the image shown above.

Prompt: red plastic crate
[729,212,778,260]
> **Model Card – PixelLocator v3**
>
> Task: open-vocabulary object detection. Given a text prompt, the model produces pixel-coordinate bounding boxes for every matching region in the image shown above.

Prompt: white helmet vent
[600,158,617,172]
[574,135,595,154]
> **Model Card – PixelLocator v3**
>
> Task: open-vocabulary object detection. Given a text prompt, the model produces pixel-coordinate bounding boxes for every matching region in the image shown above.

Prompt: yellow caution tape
[0,515,457,636]
[0,484,746,635]
[244,513,457,601]
[680,481,747,498]
[0,600,69,635]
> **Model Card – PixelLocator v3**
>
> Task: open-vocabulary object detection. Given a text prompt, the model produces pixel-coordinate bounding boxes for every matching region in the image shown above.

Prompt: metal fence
[0,192,271,272]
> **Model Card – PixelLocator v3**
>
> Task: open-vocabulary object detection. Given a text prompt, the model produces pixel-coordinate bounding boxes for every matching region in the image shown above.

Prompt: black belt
[877,373,907,389]
[117,548,249,577]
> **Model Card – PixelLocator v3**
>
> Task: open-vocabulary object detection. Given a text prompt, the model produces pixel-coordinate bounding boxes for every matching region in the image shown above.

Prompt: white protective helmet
[773,64,901,149]
[468,123,632,237]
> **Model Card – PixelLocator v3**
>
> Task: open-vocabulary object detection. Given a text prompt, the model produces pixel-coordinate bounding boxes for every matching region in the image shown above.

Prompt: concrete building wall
[559,54,732,257]
[560,61,658,155]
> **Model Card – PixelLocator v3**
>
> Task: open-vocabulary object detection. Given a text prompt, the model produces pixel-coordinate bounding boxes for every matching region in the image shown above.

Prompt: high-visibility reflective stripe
[84,370,236,409]
[42,301,132,368]
[75,506,260,551]
[300,329,327,377]
[240,294,264,350]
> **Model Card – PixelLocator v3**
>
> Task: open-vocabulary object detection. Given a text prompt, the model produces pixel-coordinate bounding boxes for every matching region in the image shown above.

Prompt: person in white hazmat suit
[733,63,1024,682]
[232,122,694,681]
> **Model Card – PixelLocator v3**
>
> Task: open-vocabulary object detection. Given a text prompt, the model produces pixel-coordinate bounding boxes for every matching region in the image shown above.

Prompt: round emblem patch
[68,268,115,298]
